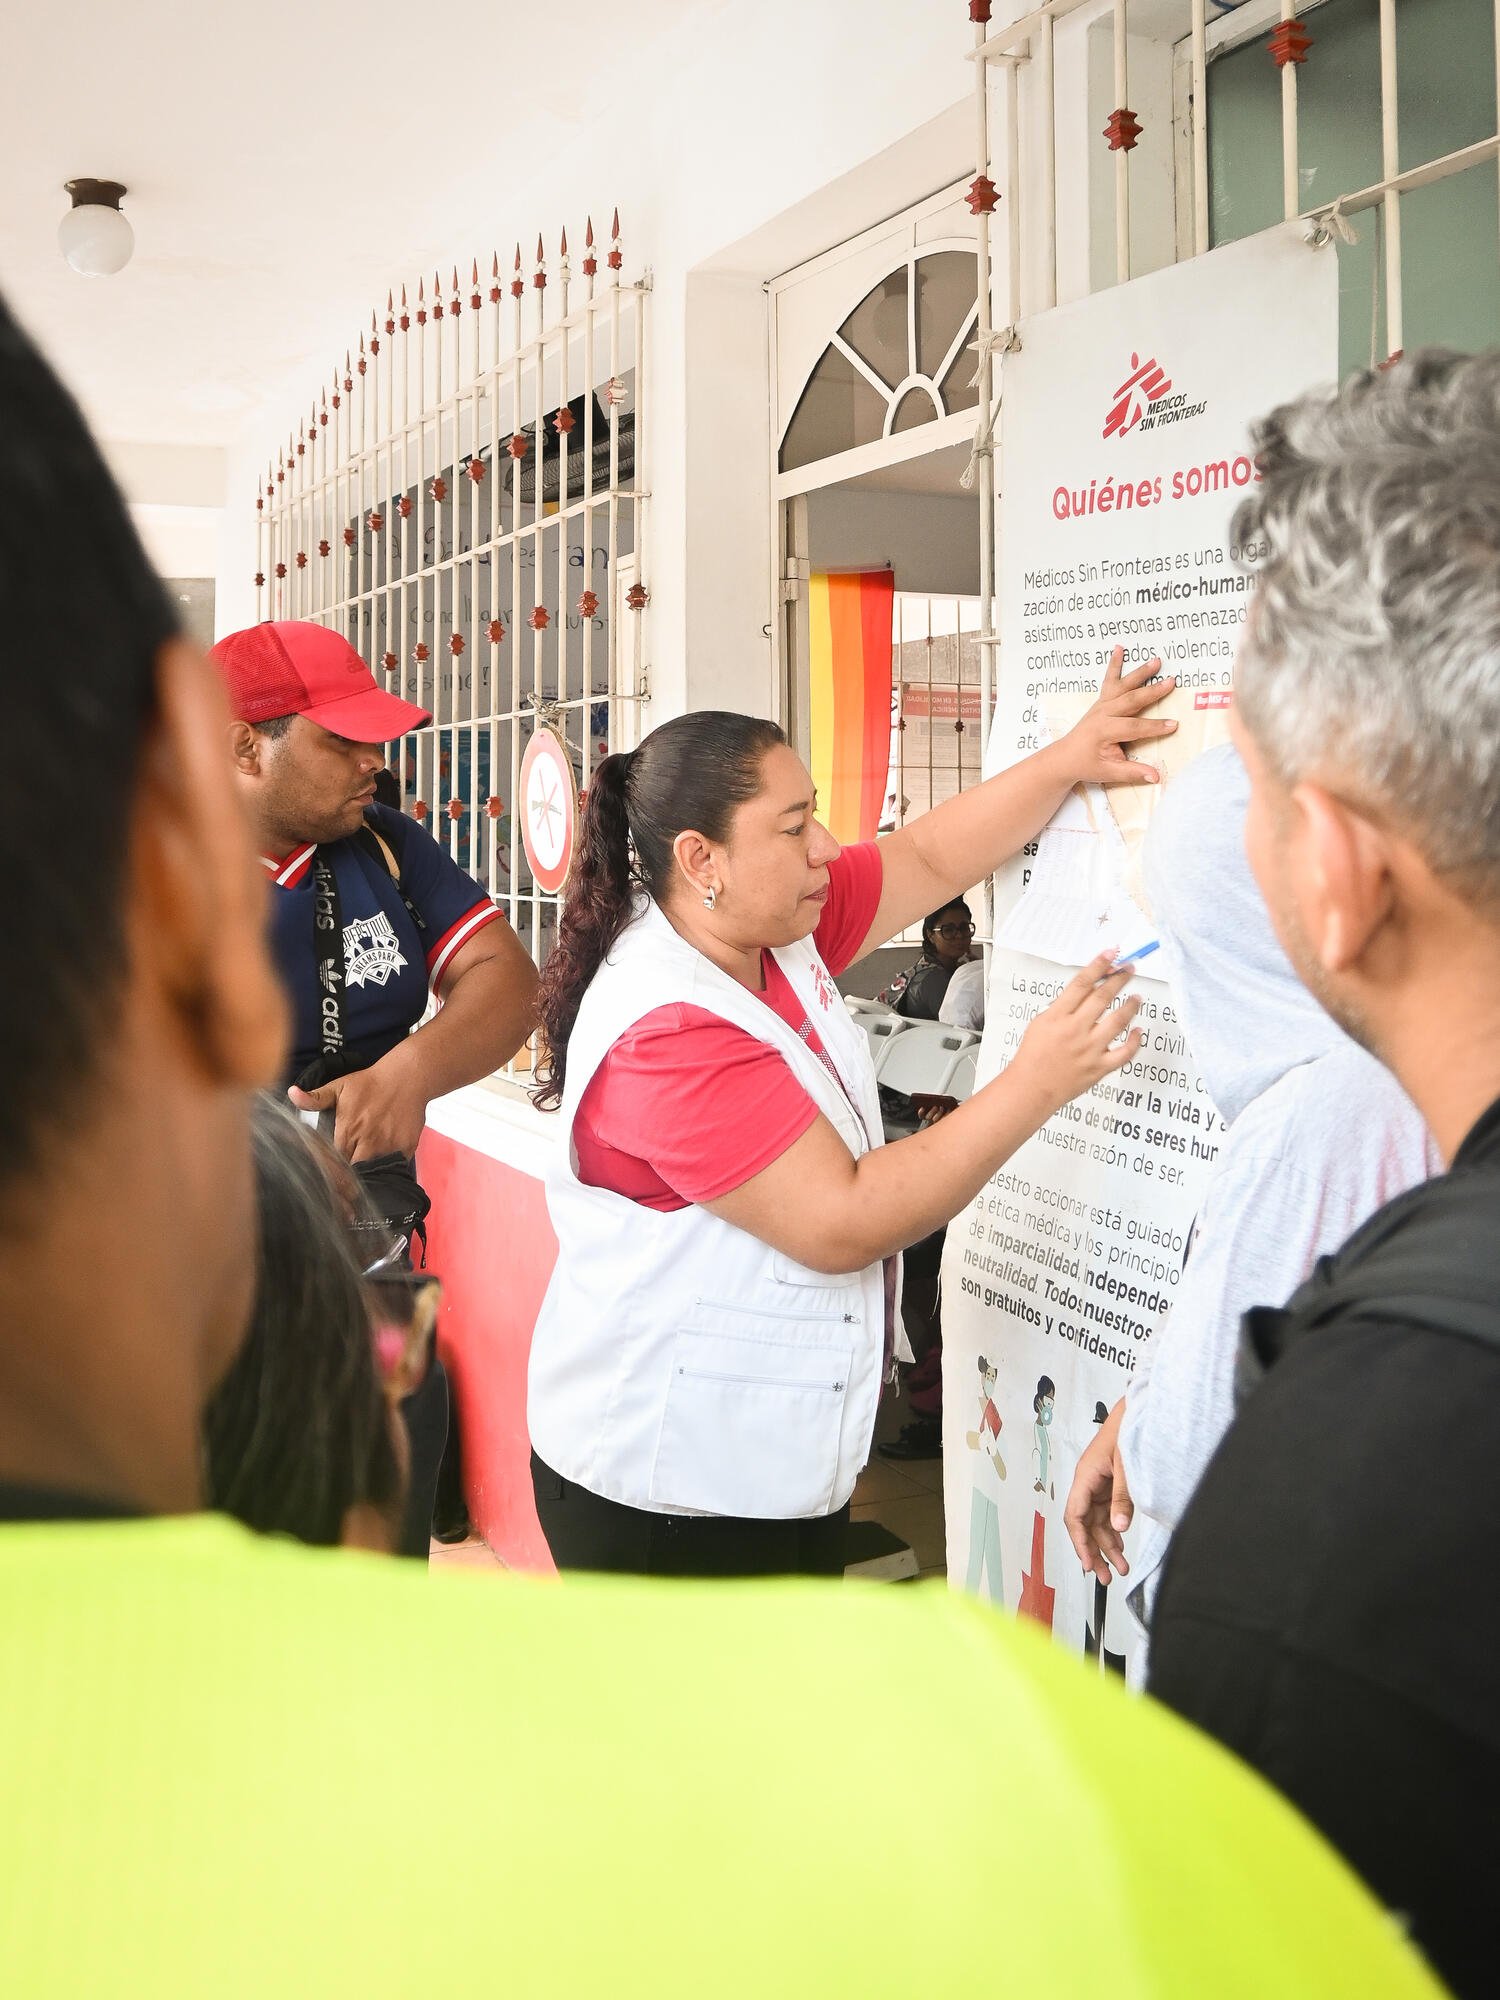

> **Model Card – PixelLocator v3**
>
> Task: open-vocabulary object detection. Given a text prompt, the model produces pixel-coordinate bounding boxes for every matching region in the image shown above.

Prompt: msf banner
[942,227,1338,1674]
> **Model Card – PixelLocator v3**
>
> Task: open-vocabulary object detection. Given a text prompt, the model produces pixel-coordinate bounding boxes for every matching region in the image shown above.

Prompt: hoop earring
[703,886,717,911]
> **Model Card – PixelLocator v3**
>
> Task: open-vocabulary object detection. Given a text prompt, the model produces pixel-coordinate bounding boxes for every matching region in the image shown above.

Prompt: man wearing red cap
[211,619,537,1548]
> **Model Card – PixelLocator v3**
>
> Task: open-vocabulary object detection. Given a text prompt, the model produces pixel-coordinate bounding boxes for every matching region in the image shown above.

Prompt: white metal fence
[256,217,649,1069]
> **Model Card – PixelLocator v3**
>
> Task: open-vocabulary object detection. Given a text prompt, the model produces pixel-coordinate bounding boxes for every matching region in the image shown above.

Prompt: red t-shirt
[574,842,884,1211]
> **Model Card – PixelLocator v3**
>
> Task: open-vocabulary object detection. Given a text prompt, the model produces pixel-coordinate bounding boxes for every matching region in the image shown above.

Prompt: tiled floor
[851,1390,947,1578]
[428,1533,505,1571]
[429,1394,949,1581]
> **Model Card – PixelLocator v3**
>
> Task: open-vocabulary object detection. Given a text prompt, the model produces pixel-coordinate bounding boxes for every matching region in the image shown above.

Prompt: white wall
[223,1,983,680]
[220,0,1167,697]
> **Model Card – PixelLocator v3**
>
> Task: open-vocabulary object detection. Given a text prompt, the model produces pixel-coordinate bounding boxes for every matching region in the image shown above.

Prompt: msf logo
[1103,352,1172,441]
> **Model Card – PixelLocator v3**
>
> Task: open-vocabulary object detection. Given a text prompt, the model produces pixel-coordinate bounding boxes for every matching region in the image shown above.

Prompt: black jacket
[1148,1096,1500,2000]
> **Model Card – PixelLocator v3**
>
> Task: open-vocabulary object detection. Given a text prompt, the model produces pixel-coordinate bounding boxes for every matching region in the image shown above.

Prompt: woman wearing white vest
[529,657,1175,1574]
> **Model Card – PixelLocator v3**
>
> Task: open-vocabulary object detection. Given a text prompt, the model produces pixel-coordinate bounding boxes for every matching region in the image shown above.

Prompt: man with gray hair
[1147,349,1500,1999]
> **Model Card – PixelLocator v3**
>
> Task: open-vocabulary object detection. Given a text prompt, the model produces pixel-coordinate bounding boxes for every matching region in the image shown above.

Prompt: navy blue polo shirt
[265,804,499,1084]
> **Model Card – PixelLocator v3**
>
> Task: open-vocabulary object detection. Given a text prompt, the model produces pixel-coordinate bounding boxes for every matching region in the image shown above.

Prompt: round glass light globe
[58,203,134,277]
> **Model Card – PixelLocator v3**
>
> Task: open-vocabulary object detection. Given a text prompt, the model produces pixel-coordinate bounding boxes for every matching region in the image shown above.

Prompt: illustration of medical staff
[1032,1374,1056,1497]
[964,1355,1007,1605]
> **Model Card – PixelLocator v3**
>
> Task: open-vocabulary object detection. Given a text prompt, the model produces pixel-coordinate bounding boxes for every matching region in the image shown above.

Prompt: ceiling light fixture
[58,179,134,277]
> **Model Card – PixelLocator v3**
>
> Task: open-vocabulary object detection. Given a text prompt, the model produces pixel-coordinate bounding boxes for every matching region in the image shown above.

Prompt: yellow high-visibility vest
[0,1515,1439,1997]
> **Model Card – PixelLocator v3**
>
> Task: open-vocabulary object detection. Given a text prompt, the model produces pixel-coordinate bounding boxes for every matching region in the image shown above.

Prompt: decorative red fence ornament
[399,285,410,333]
[509,433,530,459]
[319,394,329,427]
[489,252,503,305]
[554,406,576,434]
[511,245,525,300]
[485,796,504,820]
[357,336,367,376]
[254,571,265,587]
[382,651,398,672]
[1105,108,1143,152]
[534,234,547,291]
[966,174,999,215]
[413,643,430,664]
[399,496,413,519]
[432,271,444,320]
[447,798,465,821]
[367,509,384,534]
[1268,17,1313,65]
[487,619,505,644]
[295,551,308,569]
[608,208,622,272]
[416,278,428,327]
[578,589,599,619]
[582,217,597,280]
[969,0,992,20]
[429,476,447,502]
[625,582,648,611]
[412,801,429,822]
[343,526,356,548]
[449,635,465,655]
[319,539,331,557]
[466,458,486,483]
[530,606,551,631]
[471,260,482,312]
[275,561,287,579]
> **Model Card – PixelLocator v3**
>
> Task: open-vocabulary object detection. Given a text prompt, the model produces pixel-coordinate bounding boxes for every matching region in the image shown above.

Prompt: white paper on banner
[945,228,1339,1672]
[996,788,1159,968]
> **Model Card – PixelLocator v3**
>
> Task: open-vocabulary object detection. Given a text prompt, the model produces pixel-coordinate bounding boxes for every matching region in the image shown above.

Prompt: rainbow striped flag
[808,568,895,845]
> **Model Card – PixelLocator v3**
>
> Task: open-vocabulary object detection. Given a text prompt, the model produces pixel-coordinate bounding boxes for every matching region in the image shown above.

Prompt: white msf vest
[528,897,897,1519]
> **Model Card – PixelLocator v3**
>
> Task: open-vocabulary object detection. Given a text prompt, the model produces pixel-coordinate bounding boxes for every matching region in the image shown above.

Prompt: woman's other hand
[1008,953,1141,1120]
[1061,647,1179,787]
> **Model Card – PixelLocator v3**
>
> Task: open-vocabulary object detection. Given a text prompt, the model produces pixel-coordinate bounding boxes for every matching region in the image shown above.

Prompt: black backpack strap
[310,845,347,1061]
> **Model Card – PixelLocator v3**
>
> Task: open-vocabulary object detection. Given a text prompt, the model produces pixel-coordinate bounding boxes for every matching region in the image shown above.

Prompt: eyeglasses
[933,923,976,941]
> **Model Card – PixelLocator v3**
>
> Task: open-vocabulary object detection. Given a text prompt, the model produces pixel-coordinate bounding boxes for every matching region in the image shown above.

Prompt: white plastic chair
[874,1022,977,1094]
[844,995,893,1019]
[862,1014,910,1069]
[946,1045,979,1102]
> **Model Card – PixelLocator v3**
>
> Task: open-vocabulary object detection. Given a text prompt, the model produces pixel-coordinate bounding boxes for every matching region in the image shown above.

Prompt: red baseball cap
[209,621,431,743]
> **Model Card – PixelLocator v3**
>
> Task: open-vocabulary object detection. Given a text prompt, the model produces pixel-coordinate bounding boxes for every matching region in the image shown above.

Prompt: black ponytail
[533,712,786,1109]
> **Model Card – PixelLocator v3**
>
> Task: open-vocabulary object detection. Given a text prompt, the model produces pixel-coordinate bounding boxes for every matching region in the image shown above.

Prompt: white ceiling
[0,0,704,455]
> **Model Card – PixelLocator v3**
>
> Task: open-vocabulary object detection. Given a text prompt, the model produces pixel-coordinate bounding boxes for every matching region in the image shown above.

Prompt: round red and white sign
[519,726,578,894]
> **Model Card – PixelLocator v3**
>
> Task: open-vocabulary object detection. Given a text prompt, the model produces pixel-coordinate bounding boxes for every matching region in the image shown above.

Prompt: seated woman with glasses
[882,900,976,1020]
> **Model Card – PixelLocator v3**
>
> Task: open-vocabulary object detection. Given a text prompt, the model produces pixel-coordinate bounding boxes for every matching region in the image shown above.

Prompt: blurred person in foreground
[204,1096,438,1552]
[1147,349,1500,2000]
[1062,745,1437,1680]
[0,296,1440,2000]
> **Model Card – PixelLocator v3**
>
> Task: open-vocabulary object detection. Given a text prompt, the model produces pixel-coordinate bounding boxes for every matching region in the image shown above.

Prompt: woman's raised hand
[1061,646,1178,787]
[1008,953,1142,1120]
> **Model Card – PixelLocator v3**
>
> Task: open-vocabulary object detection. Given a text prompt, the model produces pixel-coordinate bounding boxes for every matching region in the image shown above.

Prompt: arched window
[778,249,980,474]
